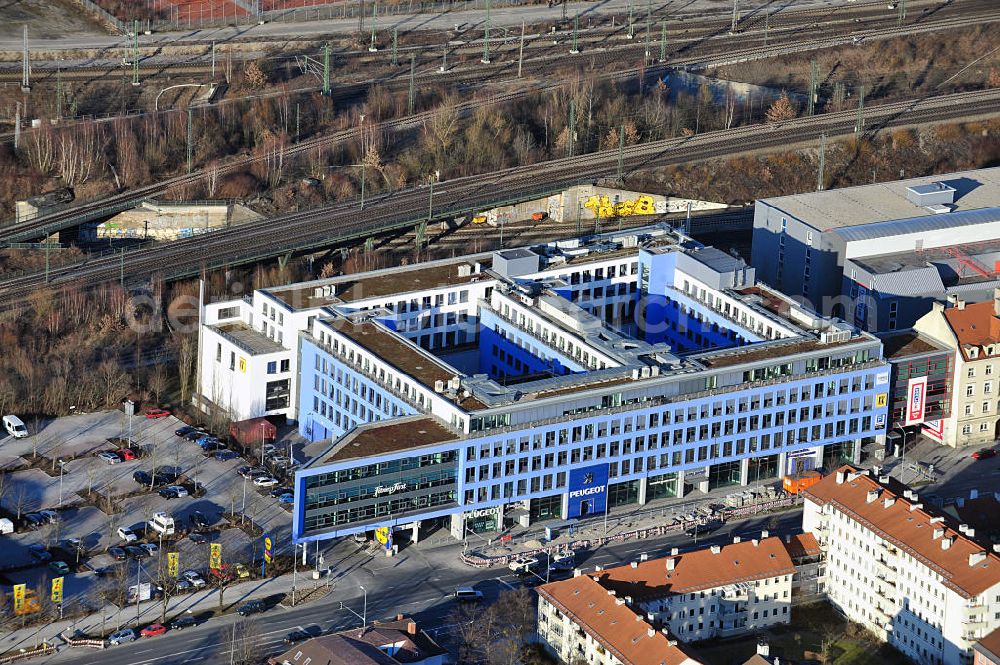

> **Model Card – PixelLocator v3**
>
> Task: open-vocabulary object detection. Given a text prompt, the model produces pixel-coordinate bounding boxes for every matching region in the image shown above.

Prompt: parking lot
[0,409,306,621]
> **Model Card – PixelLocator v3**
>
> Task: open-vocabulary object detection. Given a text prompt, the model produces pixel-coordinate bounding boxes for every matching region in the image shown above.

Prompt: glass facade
[709,460,742,490]
[748,454,779,483]
[608,479,640,508]
[302,451,458,535]
[647,472,678,500]
[530,495,562,521]
[823,441,855,469]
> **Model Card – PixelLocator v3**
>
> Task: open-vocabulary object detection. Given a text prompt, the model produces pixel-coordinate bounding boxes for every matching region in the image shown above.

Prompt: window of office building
[748,454,779,483]
[608,480,640,508]
[708,461,742,490]
[529,495,562,522]
[823,441,855,468]
[647,472,678,500]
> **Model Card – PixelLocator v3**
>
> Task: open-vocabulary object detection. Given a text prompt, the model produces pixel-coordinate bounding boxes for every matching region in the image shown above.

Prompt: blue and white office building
[195,226,891,545]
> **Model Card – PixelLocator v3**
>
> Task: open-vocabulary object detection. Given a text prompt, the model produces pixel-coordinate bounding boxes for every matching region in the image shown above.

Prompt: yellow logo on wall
[875,393,888,408]
[238,357,247,373]
[584,194,657,219]
[375,527,390,545]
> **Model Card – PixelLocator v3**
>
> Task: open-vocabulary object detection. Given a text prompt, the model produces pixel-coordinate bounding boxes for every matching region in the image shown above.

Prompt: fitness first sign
[567,464,609,518]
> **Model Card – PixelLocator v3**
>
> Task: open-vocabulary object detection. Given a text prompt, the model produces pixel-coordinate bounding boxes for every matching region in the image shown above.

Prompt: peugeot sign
[567,464,609,518]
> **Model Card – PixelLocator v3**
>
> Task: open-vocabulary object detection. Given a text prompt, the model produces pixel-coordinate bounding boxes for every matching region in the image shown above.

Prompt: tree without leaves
[448,588,537,665]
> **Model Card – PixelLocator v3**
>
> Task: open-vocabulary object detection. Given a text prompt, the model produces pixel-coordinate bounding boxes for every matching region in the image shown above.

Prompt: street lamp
[57,459,66,508]
[895,425,908,482]
[359,585,367,628]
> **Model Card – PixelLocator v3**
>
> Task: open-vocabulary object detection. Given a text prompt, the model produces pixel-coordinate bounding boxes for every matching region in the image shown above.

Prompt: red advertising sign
[905,376,928,426]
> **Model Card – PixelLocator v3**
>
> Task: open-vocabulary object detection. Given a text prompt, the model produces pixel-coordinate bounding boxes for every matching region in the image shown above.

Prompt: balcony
[879,541,898,555]
[875,558,898,575]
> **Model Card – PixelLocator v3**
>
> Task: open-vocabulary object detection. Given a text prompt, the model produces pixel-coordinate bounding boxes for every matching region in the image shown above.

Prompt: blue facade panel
[566,464,609,518]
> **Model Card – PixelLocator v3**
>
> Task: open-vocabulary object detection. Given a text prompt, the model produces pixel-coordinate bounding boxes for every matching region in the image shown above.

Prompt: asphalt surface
[33,510,804,665]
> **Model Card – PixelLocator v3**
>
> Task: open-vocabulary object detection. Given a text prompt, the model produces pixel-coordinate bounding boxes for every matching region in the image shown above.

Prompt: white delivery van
[0,517,14,534]
[3,415,28,439]
[147,512,176,536]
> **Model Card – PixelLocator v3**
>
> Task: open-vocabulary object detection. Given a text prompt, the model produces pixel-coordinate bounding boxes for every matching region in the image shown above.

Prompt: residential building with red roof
[802,465,1000,665]
[913,293,1000,447]
[536,534,819,663]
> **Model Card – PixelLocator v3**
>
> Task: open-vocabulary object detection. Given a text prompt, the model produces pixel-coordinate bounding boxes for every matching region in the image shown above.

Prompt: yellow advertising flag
[263,537,273,564]
[210,543,222,569]
[374,527,389,545]
[12,584,25,612]
[167,552,179,578]
[51,577,63,604]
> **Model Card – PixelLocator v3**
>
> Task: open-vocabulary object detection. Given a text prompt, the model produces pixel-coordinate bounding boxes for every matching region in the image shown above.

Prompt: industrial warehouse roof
[315,415,458,464]
[831,207,1000,243]
[801,466,1000,598]
[758,167,1000,231]
[592,536,796,601]
[537,575,702,665]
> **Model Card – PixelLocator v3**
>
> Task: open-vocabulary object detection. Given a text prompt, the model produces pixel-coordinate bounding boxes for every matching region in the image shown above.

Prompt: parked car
[253,476,279,487]
[140,623,168,637]
[94,565,120,577]
[125,545,149,559]
[189,511,210,529]
[22,513,46,528]
[154,471,180,485]
[237,599,266,616]
[215,450,239,461]
[174,578,193,591]
[133,471,153,486]
[140,543,159,556]
[277,493,295,504]
[117,527,138,543]
[189,532,208,545]
[200,440,227,452]
[38,510,60,524]
[145,409,171,419]
[268,456,290,467]
[234,563,251,579]
[270,486,293,498]
[182,570,207,588]
[454,587,484,602]
[182,430,204,441]
[169,616,202,630]
[29,548,52,563]
[175,425,197,437]
[107,546,127,561]
[159,485,189,499]
[116,448,138,461]
[972,448,997,460]
[195,434,218,447]
[98,451,122,465]
[108,629,137,646]
[262,444,278,457]
[49,560,71,575]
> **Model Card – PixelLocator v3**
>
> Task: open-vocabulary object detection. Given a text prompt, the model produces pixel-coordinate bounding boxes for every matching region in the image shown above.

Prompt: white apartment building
[802,466,1000,665]
[537,573,703,665]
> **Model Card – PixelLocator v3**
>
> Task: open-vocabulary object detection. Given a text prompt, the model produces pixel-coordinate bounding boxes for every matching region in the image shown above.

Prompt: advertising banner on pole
[12,584,25,612]
[167,552,179,578]
[264,536,273,564]
[210,543,222,569]
[51,577,63,604]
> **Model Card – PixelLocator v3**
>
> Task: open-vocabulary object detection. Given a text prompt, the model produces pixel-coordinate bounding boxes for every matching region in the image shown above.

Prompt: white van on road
[2,415,27,439]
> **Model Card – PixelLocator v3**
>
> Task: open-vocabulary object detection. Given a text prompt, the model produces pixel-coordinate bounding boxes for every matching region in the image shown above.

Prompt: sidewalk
[462,476,794,562]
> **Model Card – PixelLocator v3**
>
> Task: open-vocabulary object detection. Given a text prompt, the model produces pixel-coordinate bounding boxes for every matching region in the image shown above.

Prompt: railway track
[0,0,990,84]
[1,86,997,304]
[4,0,996,245]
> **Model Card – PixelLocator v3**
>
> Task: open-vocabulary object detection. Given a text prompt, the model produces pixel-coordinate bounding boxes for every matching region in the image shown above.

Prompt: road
[31,509,803,665]
[2,85,999,306]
